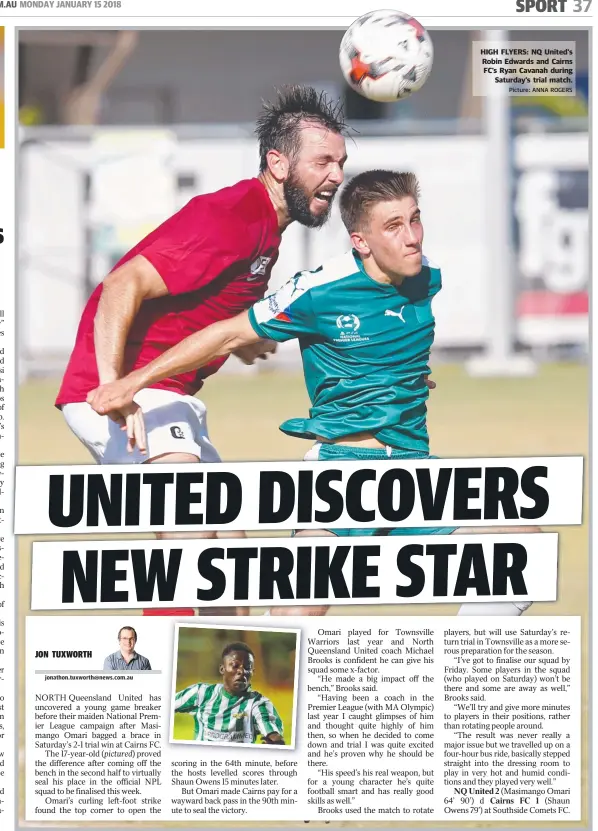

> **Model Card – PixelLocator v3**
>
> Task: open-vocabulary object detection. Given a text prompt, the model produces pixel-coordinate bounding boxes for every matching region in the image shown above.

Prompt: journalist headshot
[103,626,152,671]
[174,641,284,745]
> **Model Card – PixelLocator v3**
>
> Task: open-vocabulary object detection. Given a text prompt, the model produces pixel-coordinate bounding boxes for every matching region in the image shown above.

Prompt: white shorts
[62,388,221,465]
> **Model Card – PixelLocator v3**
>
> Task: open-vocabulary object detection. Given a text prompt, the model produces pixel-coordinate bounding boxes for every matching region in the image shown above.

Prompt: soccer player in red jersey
[56,86,348,616]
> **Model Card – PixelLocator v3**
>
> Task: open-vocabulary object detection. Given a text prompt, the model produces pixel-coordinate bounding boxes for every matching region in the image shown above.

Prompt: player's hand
[233,339,277,365]
[87,378,138,416]
[86,386,147,455]
[424,375,436,390]
[261,732,285,745]
[119,403,147,455]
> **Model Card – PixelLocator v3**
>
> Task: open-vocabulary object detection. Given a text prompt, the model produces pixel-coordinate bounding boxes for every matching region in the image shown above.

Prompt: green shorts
[301,442,456,538]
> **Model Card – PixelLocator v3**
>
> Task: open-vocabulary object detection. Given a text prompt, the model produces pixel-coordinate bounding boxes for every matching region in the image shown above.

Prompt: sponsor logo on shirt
[385,306,406,323]
[248,256,272,279]
[170,426,185,439]
[203,726,253,743]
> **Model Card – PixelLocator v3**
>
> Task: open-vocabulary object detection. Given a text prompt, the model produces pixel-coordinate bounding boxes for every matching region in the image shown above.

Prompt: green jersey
[248,249,441,453]
[174,682,283,743]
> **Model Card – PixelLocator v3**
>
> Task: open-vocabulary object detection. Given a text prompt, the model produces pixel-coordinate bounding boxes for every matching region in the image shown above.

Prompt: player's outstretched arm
[87,311,261,416]
[91,255,170,453]
[173,683,203,714]
[94,255,170,384]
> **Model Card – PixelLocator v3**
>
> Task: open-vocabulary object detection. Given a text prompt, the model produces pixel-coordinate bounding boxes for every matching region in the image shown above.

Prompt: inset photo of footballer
[170,625,299,749]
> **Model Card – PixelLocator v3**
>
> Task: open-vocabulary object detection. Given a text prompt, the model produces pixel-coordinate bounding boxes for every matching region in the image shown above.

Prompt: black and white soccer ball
[339,9,434,102]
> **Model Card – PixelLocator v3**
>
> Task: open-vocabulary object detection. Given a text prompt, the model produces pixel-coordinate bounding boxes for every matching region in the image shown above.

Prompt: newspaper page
[0,1,591,829]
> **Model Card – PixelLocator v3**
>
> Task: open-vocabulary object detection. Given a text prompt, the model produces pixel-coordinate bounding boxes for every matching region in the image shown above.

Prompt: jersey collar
[253,177,282,241]
[221,684,252,701]
[351,248,408,295]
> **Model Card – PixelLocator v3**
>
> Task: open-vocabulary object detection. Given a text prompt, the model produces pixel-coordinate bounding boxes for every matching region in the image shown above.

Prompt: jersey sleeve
[174,683,206,714]
[252,696,284,739]
[248,272,318,342]
[141,199,255,296]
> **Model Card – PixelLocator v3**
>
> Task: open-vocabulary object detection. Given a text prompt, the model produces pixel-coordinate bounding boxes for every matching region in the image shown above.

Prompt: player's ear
[266,149,289,183]
[350,230,370,257]
[219,663,225,676]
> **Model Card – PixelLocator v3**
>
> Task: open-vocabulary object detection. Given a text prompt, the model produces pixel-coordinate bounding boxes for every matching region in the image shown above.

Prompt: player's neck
[361,256,405,288]
[258,171,293,232]
[222,685,245,697]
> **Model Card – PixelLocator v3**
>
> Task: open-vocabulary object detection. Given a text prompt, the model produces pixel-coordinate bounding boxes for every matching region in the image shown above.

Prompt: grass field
[17,363,589,827]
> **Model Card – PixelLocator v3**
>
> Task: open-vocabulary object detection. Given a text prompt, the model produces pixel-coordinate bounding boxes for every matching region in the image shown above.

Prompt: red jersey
[56,178,281,406]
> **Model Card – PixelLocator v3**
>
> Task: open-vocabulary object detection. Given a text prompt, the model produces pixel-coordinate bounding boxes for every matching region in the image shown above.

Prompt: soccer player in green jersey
[88,170,540,619]
[174,642,284,744]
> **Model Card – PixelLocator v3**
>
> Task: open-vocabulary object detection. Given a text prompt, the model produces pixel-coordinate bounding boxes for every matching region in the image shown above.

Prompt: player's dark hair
[255,85,347,172]
[118,626,137,641]
[340,170,421,232]
[221,642,254,660]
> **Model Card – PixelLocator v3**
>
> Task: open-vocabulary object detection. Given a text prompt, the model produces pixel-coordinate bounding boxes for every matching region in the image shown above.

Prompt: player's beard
[284,171,334,229]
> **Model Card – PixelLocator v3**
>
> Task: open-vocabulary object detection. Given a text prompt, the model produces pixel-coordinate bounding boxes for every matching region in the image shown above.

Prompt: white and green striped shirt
[174,683,283,744]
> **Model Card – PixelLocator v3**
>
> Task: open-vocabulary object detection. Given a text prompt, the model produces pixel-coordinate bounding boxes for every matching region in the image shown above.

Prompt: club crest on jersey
[336,314,360,331]
[248,256,272,278]
[334,313,369,343]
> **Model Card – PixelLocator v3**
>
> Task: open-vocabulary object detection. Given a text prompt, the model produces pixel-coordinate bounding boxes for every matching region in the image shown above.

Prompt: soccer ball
[339,9,434,103]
